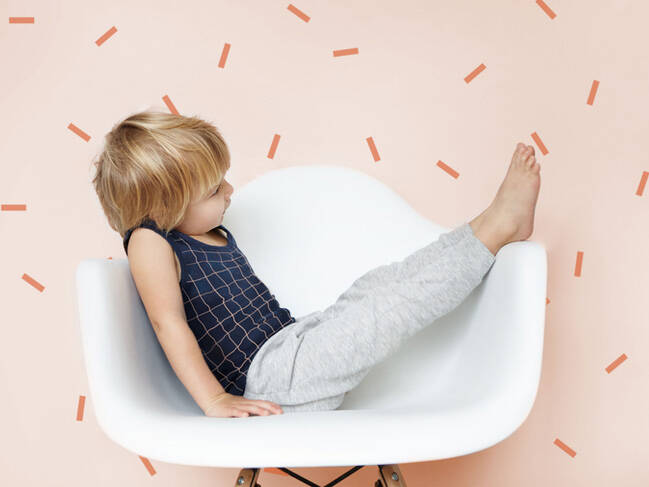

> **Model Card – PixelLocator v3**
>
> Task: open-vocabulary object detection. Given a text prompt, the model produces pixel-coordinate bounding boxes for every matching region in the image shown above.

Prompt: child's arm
[152,316,227,409]
[126,228,225,412]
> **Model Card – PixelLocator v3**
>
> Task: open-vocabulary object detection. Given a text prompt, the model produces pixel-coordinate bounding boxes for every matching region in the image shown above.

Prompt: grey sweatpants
[242,221,497,413]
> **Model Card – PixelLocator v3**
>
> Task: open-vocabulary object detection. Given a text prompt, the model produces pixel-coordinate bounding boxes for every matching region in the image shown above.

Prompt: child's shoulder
[125,228,187,326]
[127,227,182,283]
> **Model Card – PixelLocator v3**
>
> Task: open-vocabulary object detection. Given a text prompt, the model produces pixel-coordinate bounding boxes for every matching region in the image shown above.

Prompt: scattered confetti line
[95,26,117,46]
[1,204,26,211]
[218,43,231,68]
[68,123,91,142]
[287,4,310,22]
[587,80,599,105]
[464,63,486,83]
[76,395,86,421]
[636,171,648,196]
[333,48,359,57]
[437,160,459,179]
[574,251,583,277]
[553,438,576,457]
[22,273,44,292]
[536,0,557,19]
[530,132,548,155]
[139,456,157,476]
[605,353,627,373]
[267,134,281,159]
[162,95,179,115]
[9,17,34,23]
[366,137,380,162]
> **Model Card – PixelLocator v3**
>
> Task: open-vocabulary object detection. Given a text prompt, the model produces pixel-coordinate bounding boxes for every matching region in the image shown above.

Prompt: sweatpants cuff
[458,221,497,267]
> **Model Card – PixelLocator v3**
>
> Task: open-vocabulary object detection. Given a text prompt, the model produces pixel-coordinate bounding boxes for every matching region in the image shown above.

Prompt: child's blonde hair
[92,110,231,238]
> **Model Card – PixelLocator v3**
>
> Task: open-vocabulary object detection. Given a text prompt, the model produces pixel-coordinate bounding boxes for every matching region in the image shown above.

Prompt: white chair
[76,165,546,487]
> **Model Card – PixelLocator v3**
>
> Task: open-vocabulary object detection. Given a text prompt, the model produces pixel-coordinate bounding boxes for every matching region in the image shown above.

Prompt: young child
[93,110,541,417]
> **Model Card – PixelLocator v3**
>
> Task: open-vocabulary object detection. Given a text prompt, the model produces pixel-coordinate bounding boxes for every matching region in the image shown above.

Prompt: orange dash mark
[95,26,117,46]
[366,137,380,162]
[162,95,179,115]
[574,251,583,277]
[536,0,557,19]
[333,48,359,57]
[264,468,290,476]
[9,17,34,23]
[139,456,157,476]
[76,395,86,421]
[635,171,648,196]
[267,134,281,159]
[22,273,44,292]
[1,204,27,211]
[287,4,310,22]
[587,80,599,105]
[553,438,577,457]
[605,353,627,373]
[437,160,459,179]
[530,132,548,155]
[464,63,486,84]
[68,123,91,142]
[218,43,231,68]
[546,297,550,305]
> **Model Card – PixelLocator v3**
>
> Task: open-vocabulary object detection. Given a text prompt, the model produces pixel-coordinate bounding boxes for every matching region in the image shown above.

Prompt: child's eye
[212,185,220,196]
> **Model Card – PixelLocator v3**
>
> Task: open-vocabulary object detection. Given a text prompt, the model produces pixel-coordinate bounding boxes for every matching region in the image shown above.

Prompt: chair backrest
[76,257,202,420]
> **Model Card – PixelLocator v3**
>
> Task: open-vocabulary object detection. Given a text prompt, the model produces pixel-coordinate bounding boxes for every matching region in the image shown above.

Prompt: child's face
[175,174,233,235]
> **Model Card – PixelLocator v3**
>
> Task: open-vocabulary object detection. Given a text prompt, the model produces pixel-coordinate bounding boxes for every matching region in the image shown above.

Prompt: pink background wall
[2,0,648,485]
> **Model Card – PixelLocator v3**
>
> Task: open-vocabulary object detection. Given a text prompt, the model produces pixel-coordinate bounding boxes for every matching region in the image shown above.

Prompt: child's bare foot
[469,142,541,256]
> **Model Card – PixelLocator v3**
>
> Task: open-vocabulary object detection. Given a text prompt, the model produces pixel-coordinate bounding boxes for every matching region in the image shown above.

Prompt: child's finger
[235,400,283,416]
[231,408,249,417]
[250,401,283,414]
[240,402,273,416]
[261,400,283,413]
[254,401,281,414]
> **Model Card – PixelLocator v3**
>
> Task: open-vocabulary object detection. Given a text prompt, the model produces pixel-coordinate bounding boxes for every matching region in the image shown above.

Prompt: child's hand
[203,392,284,418]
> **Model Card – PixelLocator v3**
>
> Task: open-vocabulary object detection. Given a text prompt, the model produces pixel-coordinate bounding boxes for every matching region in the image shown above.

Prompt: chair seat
[76,165,546,468]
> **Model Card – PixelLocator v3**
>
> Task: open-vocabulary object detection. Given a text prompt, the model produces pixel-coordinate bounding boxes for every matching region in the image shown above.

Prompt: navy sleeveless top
[123,218,296,396]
